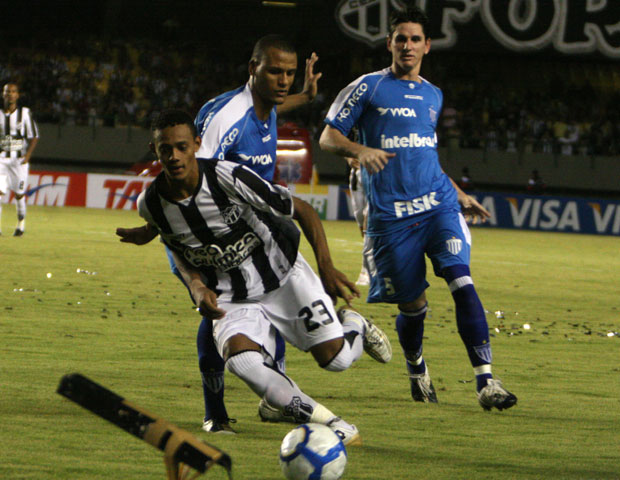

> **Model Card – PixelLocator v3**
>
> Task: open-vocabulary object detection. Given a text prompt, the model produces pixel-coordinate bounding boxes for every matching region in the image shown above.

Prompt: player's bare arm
[116,223,159,245]
[277,52,322,114]
[319,125,395,174]
[22,136,38,164]
[448,176,490,224]
[170,250,226,320]
[292,196,359,305]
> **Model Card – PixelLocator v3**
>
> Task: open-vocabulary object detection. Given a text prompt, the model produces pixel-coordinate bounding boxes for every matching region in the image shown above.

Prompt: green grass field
[1,206,619,480]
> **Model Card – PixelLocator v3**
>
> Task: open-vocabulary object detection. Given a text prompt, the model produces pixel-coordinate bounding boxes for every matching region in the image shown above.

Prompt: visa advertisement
[338,188,620,236]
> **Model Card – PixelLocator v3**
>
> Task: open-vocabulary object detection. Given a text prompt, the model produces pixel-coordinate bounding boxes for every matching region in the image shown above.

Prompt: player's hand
[345,157,361,169]
[357,146,396,174]
[458,193,490,224]
[116,224,159,245]
[301,52,322,102]
[318,264,360,306]
[192,284,226,320]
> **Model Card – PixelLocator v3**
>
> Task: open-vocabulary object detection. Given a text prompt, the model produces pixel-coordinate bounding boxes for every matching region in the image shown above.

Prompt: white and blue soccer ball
[279,423,347,480]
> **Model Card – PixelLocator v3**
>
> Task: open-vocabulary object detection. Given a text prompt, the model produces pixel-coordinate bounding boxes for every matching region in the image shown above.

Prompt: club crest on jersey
[429,106,438,123]
[222,205,241,225]
[446,237,462,255]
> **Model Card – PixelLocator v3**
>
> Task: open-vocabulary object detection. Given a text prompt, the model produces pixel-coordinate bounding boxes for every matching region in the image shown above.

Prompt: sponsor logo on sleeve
[336,83,368,122]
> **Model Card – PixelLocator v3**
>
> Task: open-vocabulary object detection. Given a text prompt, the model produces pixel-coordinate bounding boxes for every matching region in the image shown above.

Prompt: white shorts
[0,158,29,195]
[212,254,343,359]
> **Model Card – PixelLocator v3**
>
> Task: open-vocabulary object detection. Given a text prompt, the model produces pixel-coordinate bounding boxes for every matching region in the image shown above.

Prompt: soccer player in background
[137,109,391,445]
[117,35,363,433]
[319,6,517,410]
[0,82,39,236]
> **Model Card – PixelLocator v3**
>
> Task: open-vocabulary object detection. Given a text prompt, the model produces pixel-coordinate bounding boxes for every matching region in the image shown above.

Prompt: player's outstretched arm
[169,250,226,320]
[116,223,159,245]
[292,196,359,305]
[449,177,490,224]
[319,125,395,174]
[277,52,322,114]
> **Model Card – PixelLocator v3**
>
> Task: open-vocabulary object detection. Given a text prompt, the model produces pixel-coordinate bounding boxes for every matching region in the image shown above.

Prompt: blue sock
[274,329,286,373]
[197,317,228,422]
[443,265,493,392]
[396,303,428,375]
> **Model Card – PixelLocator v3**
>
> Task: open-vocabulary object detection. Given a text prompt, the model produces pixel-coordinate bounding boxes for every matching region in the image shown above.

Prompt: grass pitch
[1,206,619,479]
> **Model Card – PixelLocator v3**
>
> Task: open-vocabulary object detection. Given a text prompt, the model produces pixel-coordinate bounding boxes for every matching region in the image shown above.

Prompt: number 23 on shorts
[299,299,335,332]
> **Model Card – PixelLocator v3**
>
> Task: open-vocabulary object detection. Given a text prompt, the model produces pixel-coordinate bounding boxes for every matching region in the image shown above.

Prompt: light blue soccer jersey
[325,68,458,235]
[195,84,278,181]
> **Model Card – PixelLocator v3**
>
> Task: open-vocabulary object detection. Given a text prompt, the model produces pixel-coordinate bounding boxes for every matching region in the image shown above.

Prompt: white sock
[16,197,26,229]
[226,351,319,423]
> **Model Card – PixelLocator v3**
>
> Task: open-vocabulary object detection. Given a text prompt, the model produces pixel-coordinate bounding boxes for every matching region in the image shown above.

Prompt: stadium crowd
[2,37,619,157]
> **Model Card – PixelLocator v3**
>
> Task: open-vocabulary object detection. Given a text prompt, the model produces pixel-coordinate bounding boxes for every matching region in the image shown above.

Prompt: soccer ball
[279,423,347,480]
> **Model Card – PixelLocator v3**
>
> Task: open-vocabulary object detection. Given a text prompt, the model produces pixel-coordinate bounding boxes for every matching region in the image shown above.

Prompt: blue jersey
[195,84,278,181]
[325,68,457,235]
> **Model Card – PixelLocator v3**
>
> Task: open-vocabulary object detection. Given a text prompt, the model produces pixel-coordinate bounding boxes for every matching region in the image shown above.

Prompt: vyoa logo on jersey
[377,107,417,117]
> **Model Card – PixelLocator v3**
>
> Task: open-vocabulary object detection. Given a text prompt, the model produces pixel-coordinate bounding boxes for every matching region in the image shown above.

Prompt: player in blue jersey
[117,36,362,432]
[319,6,517,411]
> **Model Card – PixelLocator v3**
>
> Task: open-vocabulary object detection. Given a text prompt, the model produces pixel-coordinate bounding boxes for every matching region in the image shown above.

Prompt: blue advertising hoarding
[338,187,620,236]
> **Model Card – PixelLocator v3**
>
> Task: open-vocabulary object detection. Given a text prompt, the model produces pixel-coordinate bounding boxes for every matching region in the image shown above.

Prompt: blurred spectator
[0,36,618,159]
[459,167,474,191]
[527,170,546,195]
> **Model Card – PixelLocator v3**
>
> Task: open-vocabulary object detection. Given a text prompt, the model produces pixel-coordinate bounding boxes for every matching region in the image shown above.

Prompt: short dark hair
[151,109,197,137]
[3,81,19,91]
[251,34,296,64]
[389,5,430,39]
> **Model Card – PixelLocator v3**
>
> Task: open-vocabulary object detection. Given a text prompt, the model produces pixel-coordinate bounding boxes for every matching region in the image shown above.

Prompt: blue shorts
[366,209,471,304]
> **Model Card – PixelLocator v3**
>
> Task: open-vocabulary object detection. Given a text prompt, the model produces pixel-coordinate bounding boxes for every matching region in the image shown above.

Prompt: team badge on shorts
[222,205,241,224]
[446,237,462,255]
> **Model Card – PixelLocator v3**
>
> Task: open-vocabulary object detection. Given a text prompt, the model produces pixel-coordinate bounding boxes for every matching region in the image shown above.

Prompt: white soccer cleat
[338,307,392,363]
[477,379,517,411]
[258,398,296,423]
[202,418,237,434]
[355,267,370,286]
[326,417,362,446]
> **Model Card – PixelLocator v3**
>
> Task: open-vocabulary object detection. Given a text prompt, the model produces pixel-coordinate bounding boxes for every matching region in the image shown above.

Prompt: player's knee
[225,350,263,379]
[442,264,471,287]
[319,340,354,372]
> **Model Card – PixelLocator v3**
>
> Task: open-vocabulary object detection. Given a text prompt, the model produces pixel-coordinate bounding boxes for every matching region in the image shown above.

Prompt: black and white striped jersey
[0,107,39,160]
[137,158,300,302]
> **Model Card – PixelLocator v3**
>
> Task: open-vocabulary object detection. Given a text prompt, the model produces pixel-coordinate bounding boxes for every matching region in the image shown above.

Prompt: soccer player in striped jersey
[137,109,391,445]
[319,6,517,411]
[0,82,39,236]
[117,36,357,434]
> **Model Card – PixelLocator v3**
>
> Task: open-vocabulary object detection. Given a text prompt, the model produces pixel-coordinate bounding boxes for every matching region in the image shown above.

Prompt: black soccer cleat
[410,371,438,403]
[13,229,24,237]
